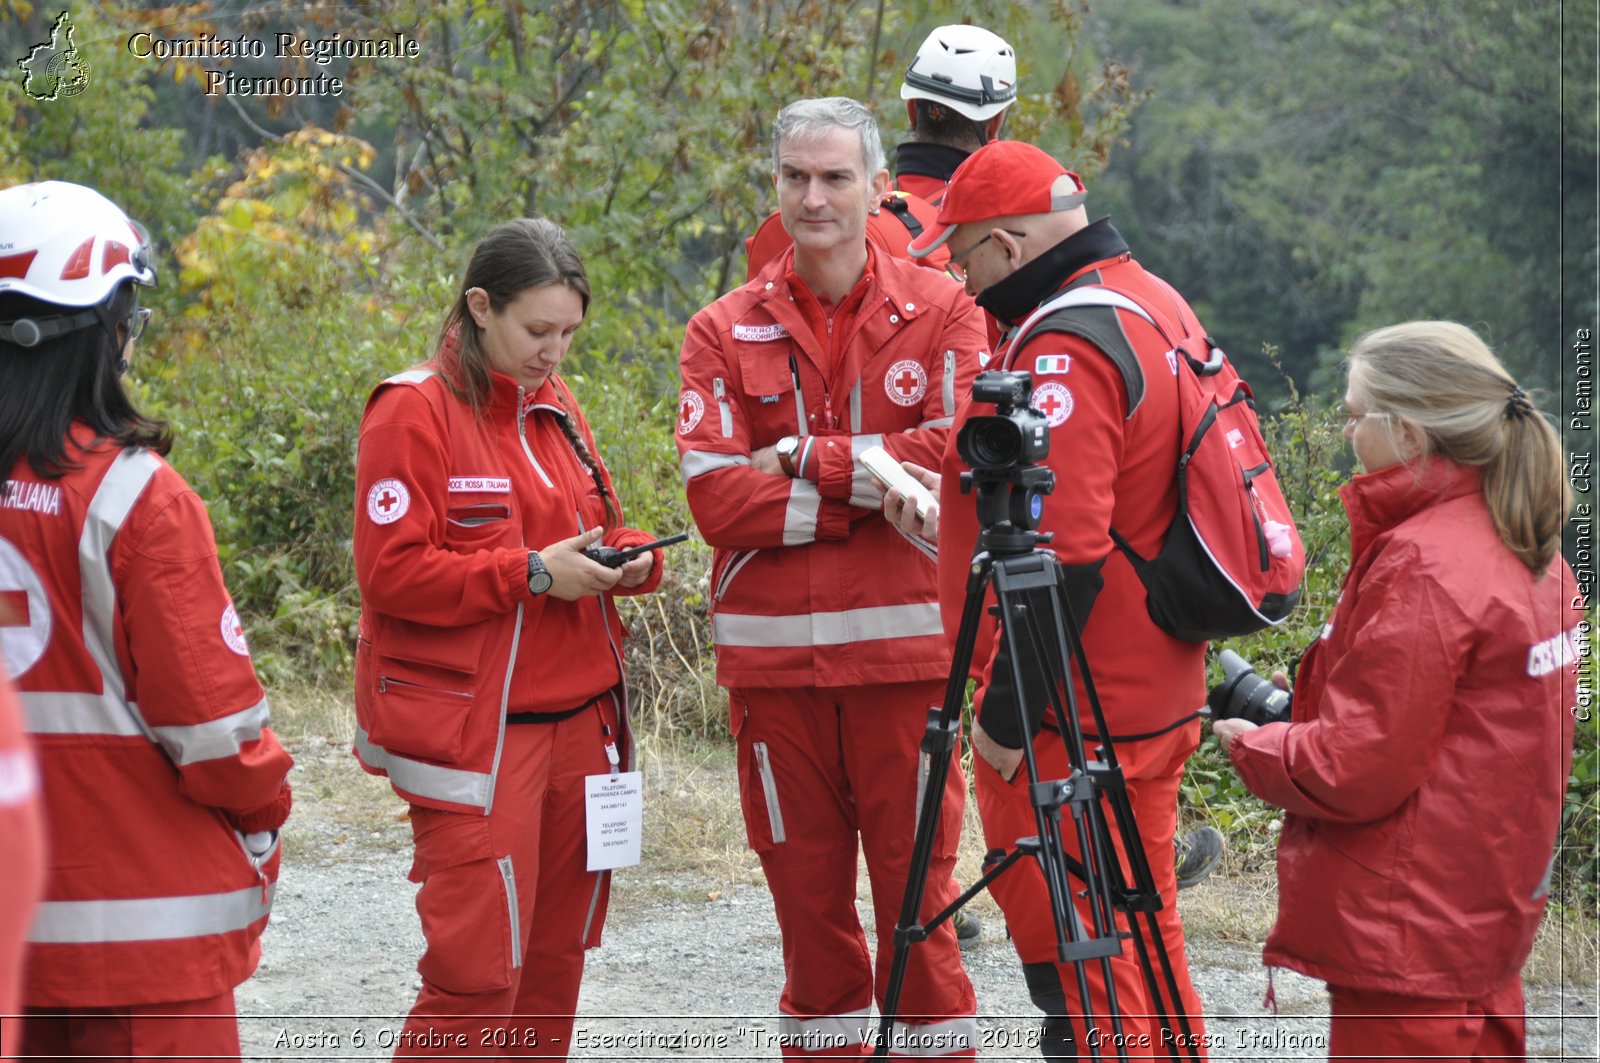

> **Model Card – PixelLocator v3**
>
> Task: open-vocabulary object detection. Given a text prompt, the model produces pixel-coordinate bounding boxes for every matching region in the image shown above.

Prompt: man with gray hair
[676,97,985,1059]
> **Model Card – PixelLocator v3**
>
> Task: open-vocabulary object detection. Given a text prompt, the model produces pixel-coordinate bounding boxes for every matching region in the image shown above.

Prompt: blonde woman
[1214,321,1582,1059]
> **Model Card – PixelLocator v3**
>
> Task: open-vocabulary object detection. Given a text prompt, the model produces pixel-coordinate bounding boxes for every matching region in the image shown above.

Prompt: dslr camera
[1206,650,1292,726]
[956,370,1050,473]
[957,371,1055,536]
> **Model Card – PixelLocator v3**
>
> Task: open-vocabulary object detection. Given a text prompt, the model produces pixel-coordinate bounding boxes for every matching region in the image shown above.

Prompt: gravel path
[235,741,1598,1061]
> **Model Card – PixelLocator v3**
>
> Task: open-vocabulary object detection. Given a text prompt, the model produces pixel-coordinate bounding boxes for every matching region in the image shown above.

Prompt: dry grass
[266,683,1600,987]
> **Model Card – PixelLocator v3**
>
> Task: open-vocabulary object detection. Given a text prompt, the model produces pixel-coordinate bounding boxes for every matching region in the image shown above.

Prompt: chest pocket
[443,502,516,551]
[736,345,806,439]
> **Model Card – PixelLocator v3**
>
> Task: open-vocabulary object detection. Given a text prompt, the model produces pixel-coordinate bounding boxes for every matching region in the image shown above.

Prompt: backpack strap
[878,193,926,241]
[1005,286,1164,419]
[1007,285,1182,571]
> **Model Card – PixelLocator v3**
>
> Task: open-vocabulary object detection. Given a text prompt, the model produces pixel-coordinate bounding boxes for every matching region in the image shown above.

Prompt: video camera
[956,370,1054,538]
[1206,649,1292,726]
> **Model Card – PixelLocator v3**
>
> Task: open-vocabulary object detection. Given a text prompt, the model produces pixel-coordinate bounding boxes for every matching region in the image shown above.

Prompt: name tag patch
[732,323,789,343]
[448,477,511,493]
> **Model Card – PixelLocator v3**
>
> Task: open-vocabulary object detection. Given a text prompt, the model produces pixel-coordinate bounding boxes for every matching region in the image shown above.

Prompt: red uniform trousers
[729,682,977,1059]
[1327,978,1526,1062]
[397,698,619,1061]
[9,990,240,1061]
[975,721,1206,1059]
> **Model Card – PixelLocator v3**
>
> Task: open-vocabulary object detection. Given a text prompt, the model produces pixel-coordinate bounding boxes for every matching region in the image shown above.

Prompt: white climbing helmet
[900,25,1018,123]
[0,181,156,309]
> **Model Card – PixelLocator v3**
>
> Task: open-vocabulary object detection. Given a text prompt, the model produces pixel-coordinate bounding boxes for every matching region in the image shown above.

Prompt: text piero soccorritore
[126,31,421,64]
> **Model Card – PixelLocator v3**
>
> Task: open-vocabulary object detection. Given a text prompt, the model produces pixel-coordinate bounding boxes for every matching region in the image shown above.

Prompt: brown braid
[552,392,621,531]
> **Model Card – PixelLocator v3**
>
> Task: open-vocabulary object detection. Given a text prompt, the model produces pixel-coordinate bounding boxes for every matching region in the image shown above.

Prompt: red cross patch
[884,359,928,407]
[1032,381,1074,428]
[366,478,411,525]
[677,390,706,436]
[220,603,250,656]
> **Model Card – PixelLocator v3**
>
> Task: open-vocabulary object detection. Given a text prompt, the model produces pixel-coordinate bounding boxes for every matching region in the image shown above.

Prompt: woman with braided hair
[352,217,667,1058]
[1213,321,1582,1060]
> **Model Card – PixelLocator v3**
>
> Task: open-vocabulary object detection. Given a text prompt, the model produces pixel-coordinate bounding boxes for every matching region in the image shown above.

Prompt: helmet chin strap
[0,308,100,347]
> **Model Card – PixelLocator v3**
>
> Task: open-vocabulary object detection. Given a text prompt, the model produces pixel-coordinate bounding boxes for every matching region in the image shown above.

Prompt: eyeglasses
[1343,409,1386,430]
[126,307,152,344]
[946,228,1026,283]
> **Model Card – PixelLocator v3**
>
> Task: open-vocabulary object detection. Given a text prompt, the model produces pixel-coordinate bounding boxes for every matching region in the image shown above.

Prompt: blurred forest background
[2,0,1595,905]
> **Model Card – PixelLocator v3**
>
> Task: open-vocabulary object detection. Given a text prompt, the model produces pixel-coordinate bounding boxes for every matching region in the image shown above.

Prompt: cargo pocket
[409,808,517,994]
[365,620,489,762]
[729,698,787,853]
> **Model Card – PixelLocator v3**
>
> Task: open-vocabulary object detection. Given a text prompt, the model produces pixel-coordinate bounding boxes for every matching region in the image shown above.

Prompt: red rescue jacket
[3,430,292,1007]
[1231,460,1582,998]
[677,247,986,688]
[353,366,662,814]
[939,223,1209,739]
[0,665,44,1017]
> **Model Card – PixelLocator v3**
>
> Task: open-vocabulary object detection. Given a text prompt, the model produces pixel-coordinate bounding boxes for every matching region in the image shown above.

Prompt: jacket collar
[483,367,564,415]
[894,141,971,184]
[976,217,1130,328]
[1340,458,1482,559]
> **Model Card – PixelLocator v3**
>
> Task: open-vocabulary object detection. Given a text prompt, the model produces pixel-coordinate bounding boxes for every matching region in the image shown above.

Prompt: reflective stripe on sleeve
[354,726,492,810]
[19,691,148,738]
[783,481,821,546]
[916,416,954,430]
[28,884,274,944]
[849,435,886,508]
[942,349,956,416]
[887,1015,979,1056]
[150,697,271,766]
[680,450,752,486]
[849,380,863,433]
[713,602,943,648]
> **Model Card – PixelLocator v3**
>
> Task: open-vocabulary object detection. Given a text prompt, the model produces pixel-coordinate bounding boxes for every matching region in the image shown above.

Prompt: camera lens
[958,416,1022,470]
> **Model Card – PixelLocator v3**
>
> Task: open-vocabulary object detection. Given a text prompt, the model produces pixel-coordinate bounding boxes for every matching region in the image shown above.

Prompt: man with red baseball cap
[908,139,1214,1057]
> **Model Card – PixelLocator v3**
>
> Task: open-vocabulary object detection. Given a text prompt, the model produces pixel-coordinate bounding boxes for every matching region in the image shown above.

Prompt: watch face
[527,554,553,594]
[777,436,798,456]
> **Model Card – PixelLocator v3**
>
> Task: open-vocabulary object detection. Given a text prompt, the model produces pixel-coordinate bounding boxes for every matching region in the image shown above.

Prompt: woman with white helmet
[0,181,294,1060]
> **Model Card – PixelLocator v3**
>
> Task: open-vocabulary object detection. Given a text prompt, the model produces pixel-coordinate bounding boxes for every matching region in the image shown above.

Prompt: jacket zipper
[516,386,555,488]
[377,675,471,699]
[713,549,759,605]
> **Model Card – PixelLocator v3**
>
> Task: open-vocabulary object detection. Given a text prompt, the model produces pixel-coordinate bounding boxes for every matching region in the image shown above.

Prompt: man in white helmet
[745,24,1018,282]
[894,23,1017,206]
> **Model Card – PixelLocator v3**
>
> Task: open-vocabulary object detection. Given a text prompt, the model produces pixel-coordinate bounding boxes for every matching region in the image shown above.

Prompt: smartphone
[858,445,936,520]
[584,532,690,568]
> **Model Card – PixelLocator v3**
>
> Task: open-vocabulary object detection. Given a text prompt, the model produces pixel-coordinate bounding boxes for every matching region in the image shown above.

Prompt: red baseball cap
[908,140,1087,257]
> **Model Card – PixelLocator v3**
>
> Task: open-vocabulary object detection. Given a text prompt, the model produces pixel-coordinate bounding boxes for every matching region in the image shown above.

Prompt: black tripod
[870,460,1201,1062]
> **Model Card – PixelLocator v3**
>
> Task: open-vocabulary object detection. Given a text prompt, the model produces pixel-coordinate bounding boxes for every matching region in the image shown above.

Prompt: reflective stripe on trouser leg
[975,723,1208,1056]
[399,712,613,1057]
[508,698,620,1057]
[730,688,874,1057]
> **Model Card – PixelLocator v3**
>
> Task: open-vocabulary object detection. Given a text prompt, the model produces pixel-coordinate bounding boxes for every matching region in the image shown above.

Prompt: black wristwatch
[526,551,553,596]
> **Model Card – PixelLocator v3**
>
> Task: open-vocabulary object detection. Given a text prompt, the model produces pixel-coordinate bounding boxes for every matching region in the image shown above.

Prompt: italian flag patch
[1034,354,1072,375]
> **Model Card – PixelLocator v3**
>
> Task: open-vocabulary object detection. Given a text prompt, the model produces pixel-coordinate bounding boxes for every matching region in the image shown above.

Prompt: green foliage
[1090,0,1590,401]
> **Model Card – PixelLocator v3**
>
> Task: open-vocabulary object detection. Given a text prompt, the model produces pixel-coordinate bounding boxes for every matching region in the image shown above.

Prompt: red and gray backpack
[1007,280,1306,642]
